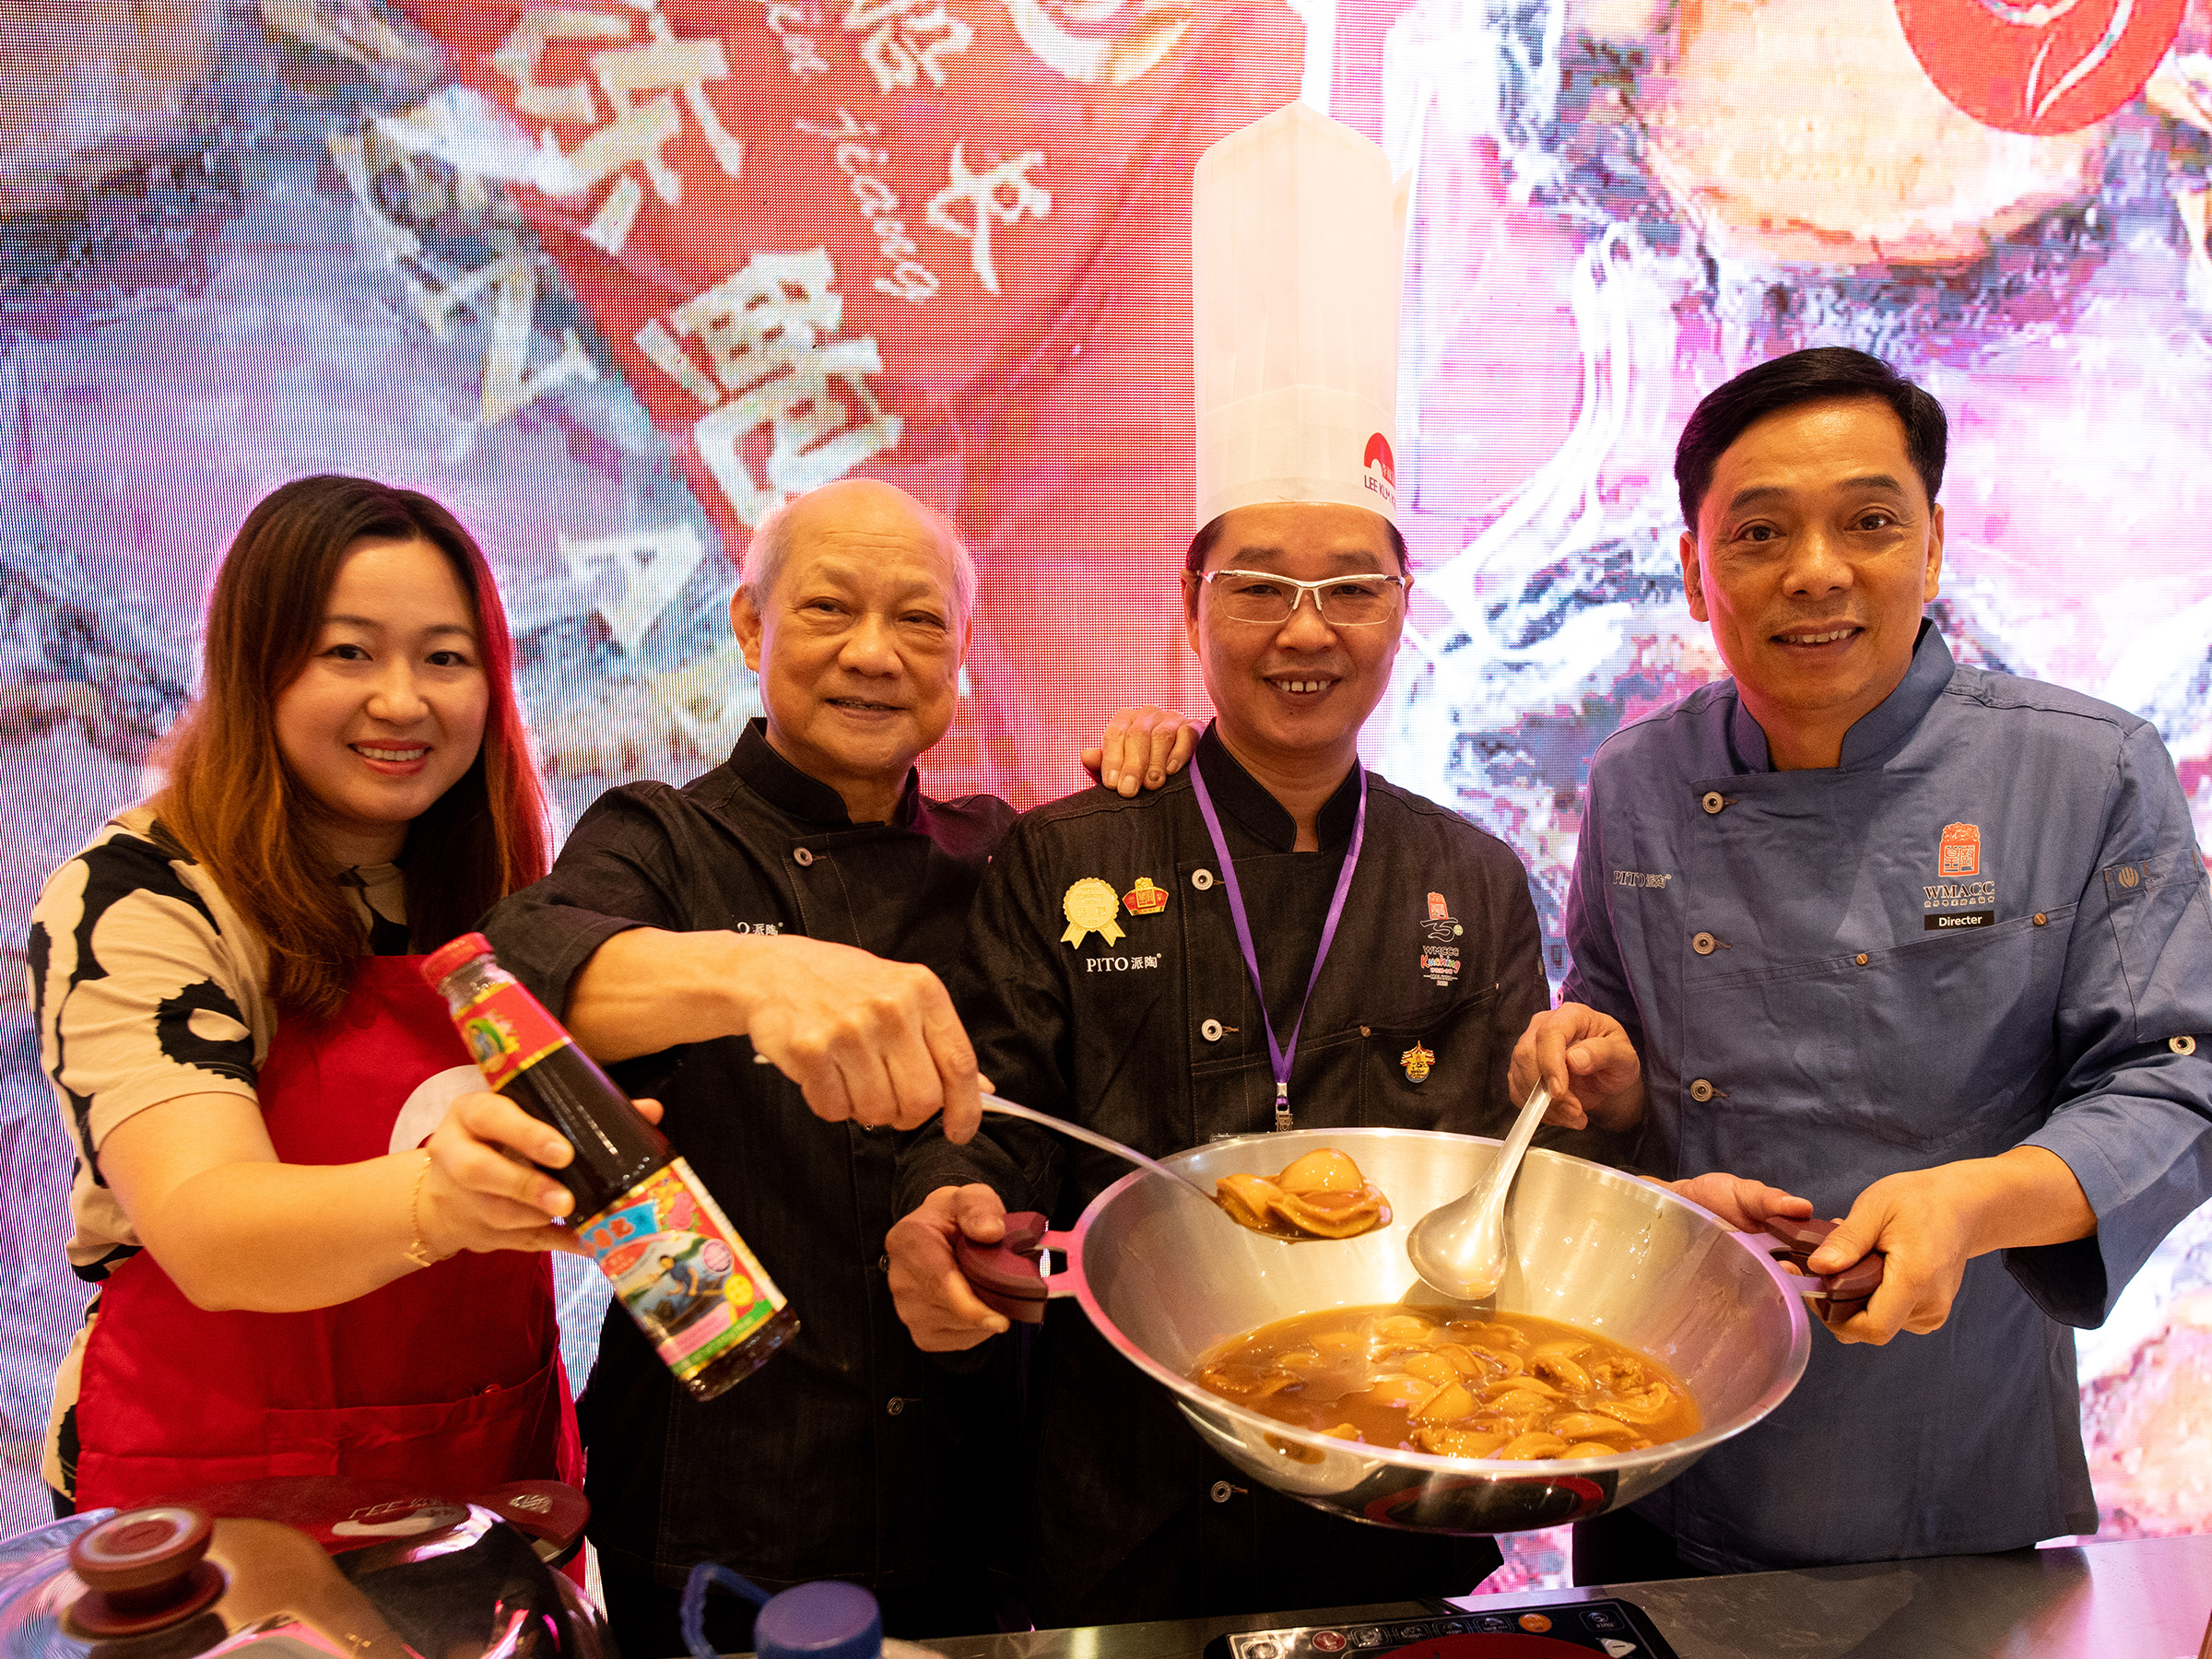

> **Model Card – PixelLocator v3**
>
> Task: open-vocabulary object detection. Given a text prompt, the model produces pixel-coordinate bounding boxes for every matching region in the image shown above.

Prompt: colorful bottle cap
[419,931,495,988]
[754,1581,882,1659]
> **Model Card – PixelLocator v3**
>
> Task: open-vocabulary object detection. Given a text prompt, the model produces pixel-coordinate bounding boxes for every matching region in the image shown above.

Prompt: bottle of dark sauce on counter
[422,933,797,1402]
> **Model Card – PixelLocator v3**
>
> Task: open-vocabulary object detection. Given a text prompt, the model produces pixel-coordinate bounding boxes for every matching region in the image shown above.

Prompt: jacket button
[1688,1078,1715,1102]
[1854,953,1870,967]
[1192,868,1216,890]
[794,847,815,866]
[1700,791,1726,816]
[1209,1480,1244,1503]
[877,1253,889,1271]
[1691,932,1716,956]
[2033,912,2048,926]
[1201,1018,1225,1042]
[2173,1035,2198,1056]
[887,1397,907,1416]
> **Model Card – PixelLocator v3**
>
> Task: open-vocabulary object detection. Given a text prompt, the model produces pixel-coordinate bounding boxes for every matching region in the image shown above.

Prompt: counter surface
[906,1532,2212,1659]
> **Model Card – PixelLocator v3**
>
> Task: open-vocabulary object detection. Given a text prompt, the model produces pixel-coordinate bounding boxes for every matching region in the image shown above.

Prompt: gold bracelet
[402,1150,441,1269]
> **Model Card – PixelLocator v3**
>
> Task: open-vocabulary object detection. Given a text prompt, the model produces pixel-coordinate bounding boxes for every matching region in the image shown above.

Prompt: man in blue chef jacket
[1516,346,2212,1580]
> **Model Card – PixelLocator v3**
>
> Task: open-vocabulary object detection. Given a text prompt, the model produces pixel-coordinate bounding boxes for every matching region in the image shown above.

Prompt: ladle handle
[1492,1084,1551,1178]
[979,1095,1212,1198]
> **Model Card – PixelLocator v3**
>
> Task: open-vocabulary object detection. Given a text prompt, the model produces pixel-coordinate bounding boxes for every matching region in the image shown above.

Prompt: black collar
[730,719,920,829]
[1194,724,1361,853]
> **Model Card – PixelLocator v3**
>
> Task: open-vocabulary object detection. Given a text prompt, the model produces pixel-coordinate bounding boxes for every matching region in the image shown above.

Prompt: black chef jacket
[480,720,1016,1605]
[899,728,1581,1626]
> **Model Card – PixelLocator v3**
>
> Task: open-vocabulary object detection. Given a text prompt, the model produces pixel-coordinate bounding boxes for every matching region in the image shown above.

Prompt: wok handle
[466,1481,589,1568]
[953,1211,1072,1325]
[1759,1215,1885,1317]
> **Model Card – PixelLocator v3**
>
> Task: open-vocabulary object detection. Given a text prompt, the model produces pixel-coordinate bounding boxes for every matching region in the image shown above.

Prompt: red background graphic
[399,0,1301,796]
[1896,0,2188,134]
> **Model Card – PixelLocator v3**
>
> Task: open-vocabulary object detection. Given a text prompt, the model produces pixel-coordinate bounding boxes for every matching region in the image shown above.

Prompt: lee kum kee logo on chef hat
[1192,101,1409,528]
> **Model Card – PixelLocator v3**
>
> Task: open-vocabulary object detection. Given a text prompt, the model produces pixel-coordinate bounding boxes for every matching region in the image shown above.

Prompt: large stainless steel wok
[1028,1127,1809,1535]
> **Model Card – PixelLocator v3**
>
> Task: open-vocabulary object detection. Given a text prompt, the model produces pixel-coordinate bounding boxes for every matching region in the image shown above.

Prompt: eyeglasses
[1201,568,1407,628]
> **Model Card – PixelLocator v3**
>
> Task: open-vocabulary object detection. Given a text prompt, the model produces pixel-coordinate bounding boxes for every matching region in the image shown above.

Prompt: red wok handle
[954,1211,1055,1325]
[466,1480,589,1567]
[1760,1215,1885,1318]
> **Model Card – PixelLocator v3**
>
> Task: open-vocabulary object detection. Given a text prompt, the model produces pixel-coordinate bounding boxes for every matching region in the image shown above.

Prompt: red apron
[74,956,583,1512]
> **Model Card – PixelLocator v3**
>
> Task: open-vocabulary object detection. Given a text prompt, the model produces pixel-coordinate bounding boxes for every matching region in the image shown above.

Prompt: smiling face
[1681,396,1945,770]
[733,478,970,821]
[272,535,490,865]
[1183,501,1406,781]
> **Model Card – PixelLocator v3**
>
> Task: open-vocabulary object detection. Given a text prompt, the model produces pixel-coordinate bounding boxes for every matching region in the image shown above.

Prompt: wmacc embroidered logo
[1938,822,1981,877]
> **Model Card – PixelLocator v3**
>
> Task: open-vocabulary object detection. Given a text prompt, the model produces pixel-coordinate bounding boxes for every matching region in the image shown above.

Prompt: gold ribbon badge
[1062,877,1125,948]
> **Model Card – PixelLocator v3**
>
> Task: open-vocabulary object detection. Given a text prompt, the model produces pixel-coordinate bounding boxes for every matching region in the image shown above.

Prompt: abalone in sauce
[1192,1304,1699,1459]
[1215,1148,1391,1240]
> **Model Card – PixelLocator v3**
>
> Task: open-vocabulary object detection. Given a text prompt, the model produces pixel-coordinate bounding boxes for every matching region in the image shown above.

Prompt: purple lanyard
[1188,758,1368,1132]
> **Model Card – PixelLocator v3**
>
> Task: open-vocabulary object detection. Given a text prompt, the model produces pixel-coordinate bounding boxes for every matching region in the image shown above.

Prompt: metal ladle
[755,1055,1342,1227]
[750,1051,1226,1197]
[1404,1083,1551,1300]
[977,1093,1218,1202]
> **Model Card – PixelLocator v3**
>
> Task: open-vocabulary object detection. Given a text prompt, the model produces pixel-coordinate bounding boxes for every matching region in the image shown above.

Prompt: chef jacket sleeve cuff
[478,898,642,1018]
[2011,1088,2212,1328]
[894,1110,1061,1222]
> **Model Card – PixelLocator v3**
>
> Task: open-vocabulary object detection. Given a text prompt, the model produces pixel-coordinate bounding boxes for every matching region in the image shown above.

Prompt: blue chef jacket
[1564,620,2212,1571]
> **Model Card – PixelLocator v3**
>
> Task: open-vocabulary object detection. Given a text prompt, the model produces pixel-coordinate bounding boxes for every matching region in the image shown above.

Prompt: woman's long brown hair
[155,476,550,1018]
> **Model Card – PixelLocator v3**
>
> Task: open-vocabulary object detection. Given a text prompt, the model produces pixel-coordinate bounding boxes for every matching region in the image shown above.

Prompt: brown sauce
[1192,1304,1700,1460]
[1214,1148,1391,1241]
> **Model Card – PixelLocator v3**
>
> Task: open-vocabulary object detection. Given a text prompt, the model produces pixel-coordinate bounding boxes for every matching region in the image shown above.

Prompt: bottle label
[577,1159,789,1382]
[450,979,569,1092]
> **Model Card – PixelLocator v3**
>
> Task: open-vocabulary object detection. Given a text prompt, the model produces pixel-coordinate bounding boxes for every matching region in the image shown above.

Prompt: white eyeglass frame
[1199,567,1409,627]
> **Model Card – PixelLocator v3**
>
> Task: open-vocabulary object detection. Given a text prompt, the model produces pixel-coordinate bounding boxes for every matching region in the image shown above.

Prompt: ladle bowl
[1034,1127,1810,1535]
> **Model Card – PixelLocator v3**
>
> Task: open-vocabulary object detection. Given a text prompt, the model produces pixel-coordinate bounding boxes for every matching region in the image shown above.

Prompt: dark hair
[155,475,550,1018]
[1675,347,1947,532]
[1184,511,1410,576]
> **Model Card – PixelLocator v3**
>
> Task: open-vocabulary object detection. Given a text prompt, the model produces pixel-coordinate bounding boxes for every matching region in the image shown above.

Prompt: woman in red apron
[31,477,625,1514]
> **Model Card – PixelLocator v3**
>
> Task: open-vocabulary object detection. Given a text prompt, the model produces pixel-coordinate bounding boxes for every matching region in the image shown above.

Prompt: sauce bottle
[422,933,797,1402]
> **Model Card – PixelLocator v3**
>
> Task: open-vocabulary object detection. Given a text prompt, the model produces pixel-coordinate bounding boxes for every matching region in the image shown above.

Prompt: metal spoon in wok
[1402,1081,1890,1314]
[1403,1082,1551,1301]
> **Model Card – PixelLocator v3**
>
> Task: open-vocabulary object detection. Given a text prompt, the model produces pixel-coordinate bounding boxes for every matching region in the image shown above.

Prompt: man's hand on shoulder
[1511,1003,1647,1132]
[888,1183,1013,1350]
[1082,705,1200,796]
[732,935,984,1143]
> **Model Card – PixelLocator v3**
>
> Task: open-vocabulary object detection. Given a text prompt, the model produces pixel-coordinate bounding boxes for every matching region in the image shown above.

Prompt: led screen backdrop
[1,0,2208,1559]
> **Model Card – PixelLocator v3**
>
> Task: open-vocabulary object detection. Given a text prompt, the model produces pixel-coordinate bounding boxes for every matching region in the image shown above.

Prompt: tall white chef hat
[1192,101,1406,531]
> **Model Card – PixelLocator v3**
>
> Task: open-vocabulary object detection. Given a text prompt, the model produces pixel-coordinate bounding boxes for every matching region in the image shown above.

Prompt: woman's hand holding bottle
[414,1093,665,1260]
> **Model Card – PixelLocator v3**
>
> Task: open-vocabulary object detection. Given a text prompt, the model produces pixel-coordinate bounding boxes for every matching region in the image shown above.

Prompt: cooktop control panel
[1205,1599,1680,1659]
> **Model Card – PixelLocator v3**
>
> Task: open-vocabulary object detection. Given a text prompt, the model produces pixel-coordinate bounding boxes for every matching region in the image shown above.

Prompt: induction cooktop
[1204,1599,1679,1659]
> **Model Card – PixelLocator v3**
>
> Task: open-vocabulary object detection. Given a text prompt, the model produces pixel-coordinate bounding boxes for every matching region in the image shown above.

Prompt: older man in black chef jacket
[481,477,1190,1656]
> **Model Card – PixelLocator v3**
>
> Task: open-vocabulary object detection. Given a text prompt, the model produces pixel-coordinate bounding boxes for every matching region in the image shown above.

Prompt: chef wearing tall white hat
[888,101,1572,1623]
